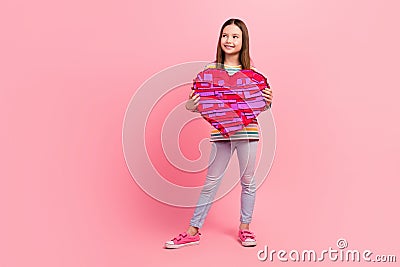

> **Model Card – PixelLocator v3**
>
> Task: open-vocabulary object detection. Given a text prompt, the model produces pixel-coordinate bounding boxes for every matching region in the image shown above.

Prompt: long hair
[216,18,251,69]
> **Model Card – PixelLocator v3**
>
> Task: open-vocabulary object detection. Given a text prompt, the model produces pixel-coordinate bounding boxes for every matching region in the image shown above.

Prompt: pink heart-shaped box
[192,68,269,137]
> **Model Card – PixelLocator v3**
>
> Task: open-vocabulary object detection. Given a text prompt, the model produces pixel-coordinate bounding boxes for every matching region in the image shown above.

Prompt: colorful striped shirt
[199,62,264,142]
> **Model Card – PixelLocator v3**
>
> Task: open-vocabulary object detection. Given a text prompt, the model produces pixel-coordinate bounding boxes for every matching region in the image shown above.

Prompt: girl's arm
[251,66,273,110]
[186,90,200,112]
[262,87,273,110]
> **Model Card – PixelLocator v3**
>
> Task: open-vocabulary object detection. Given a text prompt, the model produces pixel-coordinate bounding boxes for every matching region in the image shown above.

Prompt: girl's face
[220,24,243,57]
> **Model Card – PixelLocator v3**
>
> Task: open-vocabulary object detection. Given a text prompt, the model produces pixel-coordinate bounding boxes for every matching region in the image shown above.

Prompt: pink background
[1,0,399,266]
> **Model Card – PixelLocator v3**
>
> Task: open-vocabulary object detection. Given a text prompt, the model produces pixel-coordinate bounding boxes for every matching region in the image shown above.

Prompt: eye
[234,36,239,38]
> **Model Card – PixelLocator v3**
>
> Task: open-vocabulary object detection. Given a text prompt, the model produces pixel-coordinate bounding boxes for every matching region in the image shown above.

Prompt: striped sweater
[197,62,266,142]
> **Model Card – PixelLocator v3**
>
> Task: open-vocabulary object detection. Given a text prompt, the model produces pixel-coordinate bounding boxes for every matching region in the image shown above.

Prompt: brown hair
[216,18,251,69]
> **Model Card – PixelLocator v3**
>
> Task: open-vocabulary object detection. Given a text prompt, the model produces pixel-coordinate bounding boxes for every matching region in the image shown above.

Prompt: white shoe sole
[239,238,257,247]
[164,241,200,249]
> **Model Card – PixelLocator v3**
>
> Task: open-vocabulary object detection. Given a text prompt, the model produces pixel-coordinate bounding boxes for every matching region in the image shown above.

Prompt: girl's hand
[262,88,273,109]
[186,90,200,112]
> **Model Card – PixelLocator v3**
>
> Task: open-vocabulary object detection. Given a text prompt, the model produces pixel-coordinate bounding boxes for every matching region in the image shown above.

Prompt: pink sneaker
[164,232,201,249]
[238,229,257,247]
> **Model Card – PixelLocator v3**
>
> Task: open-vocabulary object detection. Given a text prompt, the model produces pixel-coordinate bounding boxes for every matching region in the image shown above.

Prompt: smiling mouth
[224,45,235,49]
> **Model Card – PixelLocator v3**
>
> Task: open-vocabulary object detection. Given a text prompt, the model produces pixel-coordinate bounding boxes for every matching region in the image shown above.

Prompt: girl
[165,18,273,249]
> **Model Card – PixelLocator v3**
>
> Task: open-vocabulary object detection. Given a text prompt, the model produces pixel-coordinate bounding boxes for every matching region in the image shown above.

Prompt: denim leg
[236,140,258,224]
[189,141,233,228]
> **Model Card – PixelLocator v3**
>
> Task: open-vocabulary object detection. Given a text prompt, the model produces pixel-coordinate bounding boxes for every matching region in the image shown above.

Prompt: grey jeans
[189,140,258,228]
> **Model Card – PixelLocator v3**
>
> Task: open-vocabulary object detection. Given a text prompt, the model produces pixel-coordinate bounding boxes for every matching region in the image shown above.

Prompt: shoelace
[172,232,201,242]
[173,233,187,242]
[240,230,255,239]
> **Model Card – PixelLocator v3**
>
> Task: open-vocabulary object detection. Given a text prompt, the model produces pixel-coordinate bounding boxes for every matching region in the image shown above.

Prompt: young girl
[165,18,273,248]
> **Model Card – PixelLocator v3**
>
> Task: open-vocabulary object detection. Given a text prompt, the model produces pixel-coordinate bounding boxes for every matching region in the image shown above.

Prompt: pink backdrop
[1,0,399,266]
